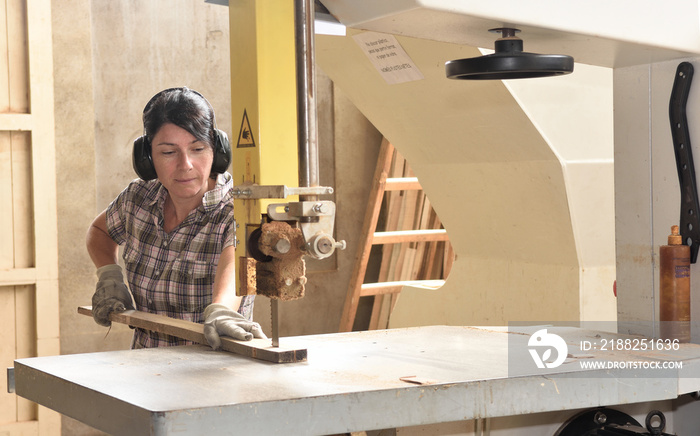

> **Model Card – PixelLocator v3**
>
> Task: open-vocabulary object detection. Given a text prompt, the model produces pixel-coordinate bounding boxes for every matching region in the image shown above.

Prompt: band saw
[11,0,700,435]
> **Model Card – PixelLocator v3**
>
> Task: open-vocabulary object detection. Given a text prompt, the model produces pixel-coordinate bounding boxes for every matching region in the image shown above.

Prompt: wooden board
[77,306,306,364]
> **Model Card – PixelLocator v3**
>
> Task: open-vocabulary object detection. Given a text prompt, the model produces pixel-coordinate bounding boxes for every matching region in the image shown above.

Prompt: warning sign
[237,109,256,148]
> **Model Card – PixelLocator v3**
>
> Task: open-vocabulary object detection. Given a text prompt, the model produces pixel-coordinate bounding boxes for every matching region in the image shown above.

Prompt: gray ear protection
[132,88,231,181]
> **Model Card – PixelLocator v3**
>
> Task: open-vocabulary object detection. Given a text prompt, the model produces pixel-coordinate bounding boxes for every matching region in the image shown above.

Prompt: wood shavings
[399,375,436,385]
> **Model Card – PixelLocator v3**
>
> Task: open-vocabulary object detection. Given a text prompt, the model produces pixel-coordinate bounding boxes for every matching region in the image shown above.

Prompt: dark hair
[142,87,216,149]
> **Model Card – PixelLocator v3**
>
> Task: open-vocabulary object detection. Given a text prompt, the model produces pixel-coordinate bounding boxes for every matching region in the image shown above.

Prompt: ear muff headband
[132,88,232,181]
[211,129,231,174]
[132,135,157,180]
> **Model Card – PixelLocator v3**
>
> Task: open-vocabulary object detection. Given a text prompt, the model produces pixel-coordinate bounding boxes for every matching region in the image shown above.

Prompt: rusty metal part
[247,227,273,263]
[238,257,257,296]
[255,221,307,301]
[267,201,346,259]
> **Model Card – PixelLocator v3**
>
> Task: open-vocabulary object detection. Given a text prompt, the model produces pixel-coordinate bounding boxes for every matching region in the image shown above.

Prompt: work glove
[203,303,267,350]
[92,264,135,327]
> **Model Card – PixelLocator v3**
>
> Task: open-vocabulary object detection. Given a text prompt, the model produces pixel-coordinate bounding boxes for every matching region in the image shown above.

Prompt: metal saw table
[12,325,700,435]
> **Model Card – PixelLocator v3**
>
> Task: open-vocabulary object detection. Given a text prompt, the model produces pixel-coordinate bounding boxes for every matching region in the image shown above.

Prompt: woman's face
[151,122,214,203]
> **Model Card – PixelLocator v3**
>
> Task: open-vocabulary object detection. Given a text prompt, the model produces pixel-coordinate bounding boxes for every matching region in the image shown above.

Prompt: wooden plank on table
[77,306,307,364]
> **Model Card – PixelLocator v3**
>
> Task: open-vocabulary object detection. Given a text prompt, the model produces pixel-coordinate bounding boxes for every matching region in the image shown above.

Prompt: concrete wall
[53,3,114,434]
[53,0,105,354]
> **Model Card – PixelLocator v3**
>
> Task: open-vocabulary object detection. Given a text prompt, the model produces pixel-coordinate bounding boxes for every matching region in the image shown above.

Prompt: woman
[86,87,265,349]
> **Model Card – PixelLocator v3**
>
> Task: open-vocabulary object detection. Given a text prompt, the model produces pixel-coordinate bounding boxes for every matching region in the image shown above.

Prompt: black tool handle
[669,61,700,263]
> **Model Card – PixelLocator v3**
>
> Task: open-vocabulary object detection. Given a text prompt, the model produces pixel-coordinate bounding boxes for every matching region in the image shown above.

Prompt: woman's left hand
[203,303,267,350]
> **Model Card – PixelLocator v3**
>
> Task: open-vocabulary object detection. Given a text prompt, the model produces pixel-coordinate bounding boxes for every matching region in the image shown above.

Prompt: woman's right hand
[92,264,135,327]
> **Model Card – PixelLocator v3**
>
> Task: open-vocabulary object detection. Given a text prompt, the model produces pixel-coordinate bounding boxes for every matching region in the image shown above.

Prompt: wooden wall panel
[0,0,29,111]
[0,0,8,111]
[0,286,17,423]
[11,131,33,267]
[0,0,58,433]
[0,132,13,267]
[0,285,35,425]
[15,284,37,421]
[7,0,29,113]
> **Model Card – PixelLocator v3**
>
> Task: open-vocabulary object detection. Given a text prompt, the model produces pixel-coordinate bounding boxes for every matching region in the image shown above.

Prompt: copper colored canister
[660,225,691,342]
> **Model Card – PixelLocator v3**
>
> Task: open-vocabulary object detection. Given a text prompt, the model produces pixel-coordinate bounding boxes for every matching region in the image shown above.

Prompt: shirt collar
[145,172,231,212]
[202,172,232,211]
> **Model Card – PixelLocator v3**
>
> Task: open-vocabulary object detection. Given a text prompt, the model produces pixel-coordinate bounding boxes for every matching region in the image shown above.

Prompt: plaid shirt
[106,172,251,348]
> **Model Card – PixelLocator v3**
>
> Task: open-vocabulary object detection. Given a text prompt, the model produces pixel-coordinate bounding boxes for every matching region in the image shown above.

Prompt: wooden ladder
[339,139,451,332]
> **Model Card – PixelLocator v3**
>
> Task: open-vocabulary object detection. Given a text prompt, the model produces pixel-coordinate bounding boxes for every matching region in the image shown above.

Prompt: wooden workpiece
[77,306,306,363]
